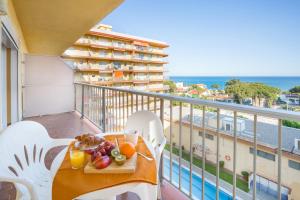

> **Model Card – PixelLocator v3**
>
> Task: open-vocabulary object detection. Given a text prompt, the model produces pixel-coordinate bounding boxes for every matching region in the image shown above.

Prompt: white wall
[23,55,74,117]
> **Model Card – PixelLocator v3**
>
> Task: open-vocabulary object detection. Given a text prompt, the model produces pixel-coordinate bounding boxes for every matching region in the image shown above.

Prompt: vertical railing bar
[126,92,129,119]
[131,93,133,115]
[115,90,117,132]
[159,98,164,183]
[216,108,220,200]
[201,106,206,200]
[136,94,138,112]
[74,84,77,111]
[142,95,144,110]
[122,92,125,128]
[106,89,111,131]
[92,87,94,123]
[233,111,237,199]
[113,90,116,132]
[179,102,183,191]
[81,85,84,119]
[97,89,102,127]
[154,97,157,114]
[253,114,257,200]
[106,88,109,129]
[278,119,282,200]
[189,104,193,198]
[98,88,100,127]
[118,91,121,131]
[101,88,106,132]
[99,88,102,127]
[169,100,173,183]
[147,96,150,111]
[89,86,91,120]
[88,86,91,118]
[110,89,113,132]
[96,88,98,126]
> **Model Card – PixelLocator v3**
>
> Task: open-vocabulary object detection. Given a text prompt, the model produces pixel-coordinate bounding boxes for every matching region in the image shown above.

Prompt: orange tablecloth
[52,135,157,200]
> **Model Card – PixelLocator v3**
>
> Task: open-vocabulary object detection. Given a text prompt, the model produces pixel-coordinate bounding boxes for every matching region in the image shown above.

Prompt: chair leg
[157,183,162,200]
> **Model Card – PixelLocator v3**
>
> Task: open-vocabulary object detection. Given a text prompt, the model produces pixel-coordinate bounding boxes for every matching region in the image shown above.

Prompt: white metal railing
[74,82,300,200]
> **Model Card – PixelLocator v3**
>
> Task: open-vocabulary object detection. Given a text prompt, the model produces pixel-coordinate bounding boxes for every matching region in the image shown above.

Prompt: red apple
[93,155,112,169]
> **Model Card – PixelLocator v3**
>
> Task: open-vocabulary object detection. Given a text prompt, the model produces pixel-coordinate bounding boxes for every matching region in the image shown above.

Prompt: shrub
[283,120,300,129]
[241,171,249,181]
[219,161,225,168]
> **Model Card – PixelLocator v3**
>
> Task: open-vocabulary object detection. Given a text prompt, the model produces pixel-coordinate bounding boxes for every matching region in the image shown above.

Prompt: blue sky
[102,0,300,76]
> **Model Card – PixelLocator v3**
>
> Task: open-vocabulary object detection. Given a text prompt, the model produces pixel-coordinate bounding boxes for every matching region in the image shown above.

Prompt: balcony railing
[74,82,300,200]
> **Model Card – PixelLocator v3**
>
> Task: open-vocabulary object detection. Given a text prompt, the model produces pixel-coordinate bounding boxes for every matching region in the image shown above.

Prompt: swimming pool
[163,156,235,200]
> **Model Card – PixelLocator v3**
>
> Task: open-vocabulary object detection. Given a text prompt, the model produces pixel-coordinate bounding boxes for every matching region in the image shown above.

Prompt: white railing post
[101,88,106,132]
[216,108,220,200]
[80,85,84,119]
[159,98,164,184]
[278,119,282,200]
[179,102,183,191]
[233,111,237,199]
[253,114,257,200]
[169,101,173,183]
[202,106,206,200]
[189,104,193,198]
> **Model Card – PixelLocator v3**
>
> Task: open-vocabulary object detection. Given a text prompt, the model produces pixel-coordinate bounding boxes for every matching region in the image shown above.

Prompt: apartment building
[62,24,169,92]
[164,110,300,199]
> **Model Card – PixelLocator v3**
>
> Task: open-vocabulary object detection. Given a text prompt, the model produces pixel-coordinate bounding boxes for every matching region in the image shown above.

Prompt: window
[198,131,214,140]
[249,148,275,161]
[289,160,300,171]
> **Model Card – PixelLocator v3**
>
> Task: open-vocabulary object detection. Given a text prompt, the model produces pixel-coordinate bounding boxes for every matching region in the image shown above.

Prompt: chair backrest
[125,111,164,148]
[0,121,52,179]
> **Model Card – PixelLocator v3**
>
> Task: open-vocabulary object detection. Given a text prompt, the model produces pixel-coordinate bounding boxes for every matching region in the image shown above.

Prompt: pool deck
[163,152,277,200]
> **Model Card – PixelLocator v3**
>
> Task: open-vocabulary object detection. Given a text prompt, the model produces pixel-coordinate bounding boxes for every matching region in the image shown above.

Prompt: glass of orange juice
[70,148,85,169]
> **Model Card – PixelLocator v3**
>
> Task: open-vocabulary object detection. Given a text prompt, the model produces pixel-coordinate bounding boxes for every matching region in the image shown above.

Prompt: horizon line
[168,75,300,77]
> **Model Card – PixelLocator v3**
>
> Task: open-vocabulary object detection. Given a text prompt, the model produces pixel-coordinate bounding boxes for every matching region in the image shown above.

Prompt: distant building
[62,24,169,92]
[280,94,300,106]
[165,112,300,199]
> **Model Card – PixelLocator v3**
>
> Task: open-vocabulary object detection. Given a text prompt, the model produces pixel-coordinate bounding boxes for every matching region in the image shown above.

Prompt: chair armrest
[157,137,167,157]
[0,176,38,200]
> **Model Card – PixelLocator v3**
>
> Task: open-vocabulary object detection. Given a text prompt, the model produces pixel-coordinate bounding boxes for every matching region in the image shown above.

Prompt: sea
[169,76,300,91]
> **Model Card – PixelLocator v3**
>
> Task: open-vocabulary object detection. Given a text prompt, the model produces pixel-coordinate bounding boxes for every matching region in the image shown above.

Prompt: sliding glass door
[1,27,19,128]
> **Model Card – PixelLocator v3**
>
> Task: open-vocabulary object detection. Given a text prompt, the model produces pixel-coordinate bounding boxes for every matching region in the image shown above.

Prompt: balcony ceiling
[12,0,123,55]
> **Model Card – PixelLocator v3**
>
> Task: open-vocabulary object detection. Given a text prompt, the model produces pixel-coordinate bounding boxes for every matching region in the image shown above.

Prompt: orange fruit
[119,142,136,159]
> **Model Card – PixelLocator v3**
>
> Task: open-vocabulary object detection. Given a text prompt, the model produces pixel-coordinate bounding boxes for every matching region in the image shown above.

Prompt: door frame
[0,21,19,129]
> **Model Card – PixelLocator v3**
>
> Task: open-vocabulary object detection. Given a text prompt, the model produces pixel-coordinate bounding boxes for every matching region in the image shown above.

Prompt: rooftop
[182,112,300,153]
[89,24,169,48]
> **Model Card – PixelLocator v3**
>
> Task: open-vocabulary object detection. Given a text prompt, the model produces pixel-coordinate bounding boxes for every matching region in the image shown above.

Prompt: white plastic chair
[125,111,166,166]
[0,121,73,200]
[125,111,166,199]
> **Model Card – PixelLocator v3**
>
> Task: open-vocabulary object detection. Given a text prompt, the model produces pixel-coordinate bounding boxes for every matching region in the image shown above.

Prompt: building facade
[62,24,168,92]
[164,112,300,199]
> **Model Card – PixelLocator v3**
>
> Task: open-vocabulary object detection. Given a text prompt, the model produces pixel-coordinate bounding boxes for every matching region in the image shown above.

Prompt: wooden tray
[84,153,137,174]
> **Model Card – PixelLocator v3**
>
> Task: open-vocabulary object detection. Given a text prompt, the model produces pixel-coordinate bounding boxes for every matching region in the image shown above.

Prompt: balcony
[70,83,300,200]
[0,112,186,200]
[1,1,300,200]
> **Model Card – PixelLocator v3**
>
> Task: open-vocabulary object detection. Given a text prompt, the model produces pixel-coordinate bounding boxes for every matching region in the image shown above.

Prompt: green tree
[225,79,280,107]
[163,80,176,93]
[190,84,206,95]
[211,84,220,90]
[289,86,300,93]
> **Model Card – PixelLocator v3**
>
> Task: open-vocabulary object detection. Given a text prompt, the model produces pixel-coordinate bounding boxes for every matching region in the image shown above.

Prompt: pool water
[163,157,234,200]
